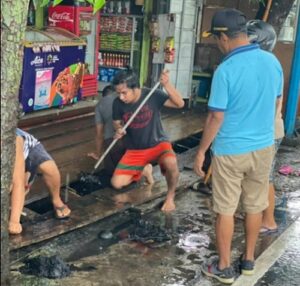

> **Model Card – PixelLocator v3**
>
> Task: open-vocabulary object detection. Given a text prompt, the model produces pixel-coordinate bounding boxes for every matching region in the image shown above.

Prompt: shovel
[93,80,161,173]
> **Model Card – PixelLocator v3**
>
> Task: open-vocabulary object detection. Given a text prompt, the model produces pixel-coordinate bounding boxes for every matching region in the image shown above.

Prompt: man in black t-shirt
[111,69,184,212]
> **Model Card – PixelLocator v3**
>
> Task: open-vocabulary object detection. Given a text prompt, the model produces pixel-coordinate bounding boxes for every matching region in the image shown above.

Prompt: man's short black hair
[112,68,140,89]
[215,29,247,39]
[102,85,114,97]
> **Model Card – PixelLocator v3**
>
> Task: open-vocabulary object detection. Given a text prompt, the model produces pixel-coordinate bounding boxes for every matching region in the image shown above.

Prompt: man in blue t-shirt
[194,8,283,284]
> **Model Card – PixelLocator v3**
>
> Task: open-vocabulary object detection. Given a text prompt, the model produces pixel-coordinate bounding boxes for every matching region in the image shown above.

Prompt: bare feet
[161,198,176,212]
[142,164,154,185]
[8,221,22,235]
[87,152,100,160]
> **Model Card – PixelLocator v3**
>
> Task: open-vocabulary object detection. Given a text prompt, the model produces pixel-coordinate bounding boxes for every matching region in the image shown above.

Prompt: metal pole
[130,16,136,67]
[284,9,300,137]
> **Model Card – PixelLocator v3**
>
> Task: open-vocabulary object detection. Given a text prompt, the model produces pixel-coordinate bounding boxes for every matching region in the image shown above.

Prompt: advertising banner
[20,44,85,112]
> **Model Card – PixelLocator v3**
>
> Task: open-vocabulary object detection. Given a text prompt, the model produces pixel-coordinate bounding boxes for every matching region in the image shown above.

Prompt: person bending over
[88,85,126,175]
[9,128,71,235]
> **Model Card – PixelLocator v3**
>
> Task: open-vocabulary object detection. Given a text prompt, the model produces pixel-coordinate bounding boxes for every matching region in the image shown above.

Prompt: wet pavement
[9,140,300,286]
[9,110,206,251]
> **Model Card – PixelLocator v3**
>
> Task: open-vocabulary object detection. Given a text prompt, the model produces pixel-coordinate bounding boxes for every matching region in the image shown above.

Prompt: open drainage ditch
[25,132,204,214]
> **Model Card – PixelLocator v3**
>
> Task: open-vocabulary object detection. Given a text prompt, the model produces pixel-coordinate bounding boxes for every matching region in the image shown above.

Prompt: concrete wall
[165,0,202,99]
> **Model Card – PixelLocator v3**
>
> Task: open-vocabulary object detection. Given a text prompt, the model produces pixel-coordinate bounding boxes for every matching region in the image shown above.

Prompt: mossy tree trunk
[1,0,30,284]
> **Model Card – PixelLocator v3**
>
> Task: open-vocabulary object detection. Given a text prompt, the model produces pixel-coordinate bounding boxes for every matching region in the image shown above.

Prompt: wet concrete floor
[9,135,300,285]
[9,109,207,250]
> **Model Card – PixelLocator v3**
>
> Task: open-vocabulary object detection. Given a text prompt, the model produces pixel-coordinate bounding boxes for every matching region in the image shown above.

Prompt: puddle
[177,233,210,253]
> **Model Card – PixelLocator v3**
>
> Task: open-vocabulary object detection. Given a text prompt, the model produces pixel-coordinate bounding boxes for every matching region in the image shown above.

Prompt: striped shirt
[16,128,40,160]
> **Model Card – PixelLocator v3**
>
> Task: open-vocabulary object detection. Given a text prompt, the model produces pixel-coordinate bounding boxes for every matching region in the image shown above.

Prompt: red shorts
[113,141,176,181]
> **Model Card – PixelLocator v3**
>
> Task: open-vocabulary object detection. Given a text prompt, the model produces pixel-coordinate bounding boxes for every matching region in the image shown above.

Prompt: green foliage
[53,0,63,6]
[35,0,105,12]
[93,0,105,14]
[37,0,49,8]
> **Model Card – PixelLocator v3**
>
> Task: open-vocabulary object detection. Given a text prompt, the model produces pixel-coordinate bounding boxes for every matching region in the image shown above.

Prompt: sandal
[54,204,71,219]
[190,181,212,195]
[259,226,278,234]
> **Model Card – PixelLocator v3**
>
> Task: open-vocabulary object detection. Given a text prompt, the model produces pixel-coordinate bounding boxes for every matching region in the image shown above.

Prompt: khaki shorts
[212,146,274,215]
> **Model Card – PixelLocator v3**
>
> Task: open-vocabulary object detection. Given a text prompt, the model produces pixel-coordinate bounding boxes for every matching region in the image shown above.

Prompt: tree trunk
[1,1,30,284]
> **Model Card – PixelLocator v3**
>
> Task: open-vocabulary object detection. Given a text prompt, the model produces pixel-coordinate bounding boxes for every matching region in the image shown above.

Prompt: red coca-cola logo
[50,12,73,22]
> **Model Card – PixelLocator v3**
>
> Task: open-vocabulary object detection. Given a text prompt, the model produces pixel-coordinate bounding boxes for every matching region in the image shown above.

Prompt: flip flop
[54,204,71,219]
[259,226,278,234]
[190,181,212,195]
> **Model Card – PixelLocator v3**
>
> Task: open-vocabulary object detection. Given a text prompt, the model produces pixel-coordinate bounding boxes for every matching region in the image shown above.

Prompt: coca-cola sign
[48,6,75,33]
[50,12,73,22]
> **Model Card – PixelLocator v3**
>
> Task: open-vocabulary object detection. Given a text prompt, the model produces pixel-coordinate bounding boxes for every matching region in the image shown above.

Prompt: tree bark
[1,1,30,284]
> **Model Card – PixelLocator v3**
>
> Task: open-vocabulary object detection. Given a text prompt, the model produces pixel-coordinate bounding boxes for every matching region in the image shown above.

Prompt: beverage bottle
[27,0,35,26]
[108,53,112,66]
[99,52,104,66]
[103,53,106,66]
[112,54,115,66]
[116,54,120,67]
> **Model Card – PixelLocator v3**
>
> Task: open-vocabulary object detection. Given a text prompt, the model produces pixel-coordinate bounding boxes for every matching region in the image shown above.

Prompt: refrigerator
[19,27,86,113]
[48,5,100,97]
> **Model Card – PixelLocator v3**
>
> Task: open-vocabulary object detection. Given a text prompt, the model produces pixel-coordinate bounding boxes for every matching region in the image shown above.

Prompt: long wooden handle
[204,165,212,184]
[93,81,161,171]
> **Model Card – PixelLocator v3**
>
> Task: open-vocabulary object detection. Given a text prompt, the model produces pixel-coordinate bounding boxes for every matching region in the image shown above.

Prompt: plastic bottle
[27,0,35,26]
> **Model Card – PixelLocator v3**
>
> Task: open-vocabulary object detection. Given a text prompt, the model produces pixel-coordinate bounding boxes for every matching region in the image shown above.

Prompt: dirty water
[70,170,107,196]
[10,142,300,286]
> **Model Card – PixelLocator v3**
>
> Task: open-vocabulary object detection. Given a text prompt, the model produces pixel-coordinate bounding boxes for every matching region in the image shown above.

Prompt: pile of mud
[20,255,71,279]
[128,219,172,244]
[70,172,105,196]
